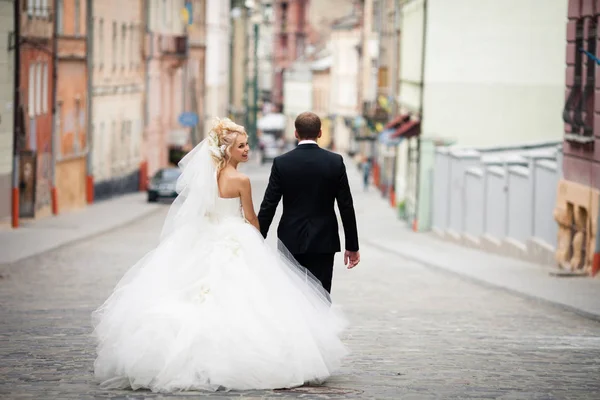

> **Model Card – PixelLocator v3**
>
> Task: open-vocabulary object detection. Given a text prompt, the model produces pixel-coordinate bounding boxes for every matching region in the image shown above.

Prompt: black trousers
[292,253,335,294]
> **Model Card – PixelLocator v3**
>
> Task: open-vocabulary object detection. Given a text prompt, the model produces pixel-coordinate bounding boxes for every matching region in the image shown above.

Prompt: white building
[0,1,14,220]
[394,0,567,230]
[92,0,145,199]
[204,0,230,135]
[283,59,313,142]
[329,13,360,153]
[257,0,274,98]
[420,0,567,147]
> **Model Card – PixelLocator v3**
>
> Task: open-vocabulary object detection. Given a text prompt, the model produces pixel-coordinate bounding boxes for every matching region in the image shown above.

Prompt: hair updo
[207,118,247,172]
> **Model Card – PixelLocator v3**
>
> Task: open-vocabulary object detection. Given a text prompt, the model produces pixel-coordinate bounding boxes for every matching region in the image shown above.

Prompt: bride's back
[217,166,244,199]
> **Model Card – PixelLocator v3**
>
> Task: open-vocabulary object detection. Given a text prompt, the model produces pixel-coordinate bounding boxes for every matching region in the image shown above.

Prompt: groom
[258,112,360,294]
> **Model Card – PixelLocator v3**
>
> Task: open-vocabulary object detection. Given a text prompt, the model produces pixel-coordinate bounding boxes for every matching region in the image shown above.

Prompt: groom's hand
[344,250,360,269]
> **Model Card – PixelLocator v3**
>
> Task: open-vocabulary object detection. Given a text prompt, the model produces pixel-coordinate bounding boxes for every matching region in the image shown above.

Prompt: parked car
[147,167,181,202]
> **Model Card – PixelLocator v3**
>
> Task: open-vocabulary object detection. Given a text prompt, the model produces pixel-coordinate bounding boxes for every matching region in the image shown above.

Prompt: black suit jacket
[258,144,359,255]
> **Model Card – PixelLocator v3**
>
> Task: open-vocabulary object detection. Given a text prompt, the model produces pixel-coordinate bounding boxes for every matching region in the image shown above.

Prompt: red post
[51,186,58,215]
[592,253,600,277]
[389,185,396,207]
[11,187,19,228]
[86,175,94,204]
[139,161,148,191]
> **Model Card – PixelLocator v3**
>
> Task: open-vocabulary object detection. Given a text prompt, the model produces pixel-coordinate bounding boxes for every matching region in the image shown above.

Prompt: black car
[147,167,181,202]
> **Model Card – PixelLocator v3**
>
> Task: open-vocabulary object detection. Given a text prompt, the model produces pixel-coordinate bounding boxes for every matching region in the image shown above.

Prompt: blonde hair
[208,118,247,172]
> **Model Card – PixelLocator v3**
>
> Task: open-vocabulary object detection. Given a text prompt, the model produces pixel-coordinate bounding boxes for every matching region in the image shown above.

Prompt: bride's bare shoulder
[221,169,249,187]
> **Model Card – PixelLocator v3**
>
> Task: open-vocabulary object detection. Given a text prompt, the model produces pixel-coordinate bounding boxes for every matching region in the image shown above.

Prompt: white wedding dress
[91,137,348,393]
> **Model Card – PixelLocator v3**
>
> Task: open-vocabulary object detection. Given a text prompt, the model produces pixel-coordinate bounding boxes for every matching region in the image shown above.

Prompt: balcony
[21,7,54,40]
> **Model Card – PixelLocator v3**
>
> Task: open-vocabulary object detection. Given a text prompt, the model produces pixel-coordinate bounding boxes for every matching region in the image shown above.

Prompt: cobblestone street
[1,162,600,399]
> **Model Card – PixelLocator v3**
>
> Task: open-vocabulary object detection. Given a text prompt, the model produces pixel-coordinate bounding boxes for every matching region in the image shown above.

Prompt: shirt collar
[298,140,318,146]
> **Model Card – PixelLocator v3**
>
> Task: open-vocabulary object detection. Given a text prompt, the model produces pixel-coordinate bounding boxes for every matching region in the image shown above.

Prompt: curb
[364,238,600,323]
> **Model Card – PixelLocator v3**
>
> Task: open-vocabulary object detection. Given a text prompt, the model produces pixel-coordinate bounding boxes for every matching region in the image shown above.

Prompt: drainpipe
[85,0,94,203]
[11,0,21,228]
[412,0,427,232]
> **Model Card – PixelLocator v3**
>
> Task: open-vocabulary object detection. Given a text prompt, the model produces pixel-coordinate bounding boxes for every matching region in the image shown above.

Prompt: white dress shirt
[298,140,318,145]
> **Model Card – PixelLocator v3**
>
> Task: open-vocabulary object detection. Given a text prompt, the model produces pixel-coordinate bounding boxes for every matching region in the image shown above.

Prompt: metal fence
[432,143,561,266]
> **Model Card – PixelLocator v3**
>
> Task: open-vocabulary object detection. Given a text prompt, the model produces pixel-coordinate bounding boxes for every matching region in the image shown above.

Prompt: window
[56,102,63,139]
[35,63,42,116]
[27,0,34,16]
[42,63,48,114]
[98,19,104,69]
[74,0,81,36]
[122,24,127,70]
[112,21,117,70]
[28,64,35,117]
[130,24,135,69]
[56,0,63,34]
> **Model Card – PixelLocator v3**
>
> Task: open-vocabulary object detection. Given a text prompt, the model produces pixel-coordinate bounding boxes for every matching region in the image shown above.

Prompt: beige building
[144,0,189,179]
[91,0,145,200]
[0,0,14,222]
[311,56,333,148]
[229,2,247,124]
[204,0,230,136]
[329,12,361,153]
[187,0,207,145]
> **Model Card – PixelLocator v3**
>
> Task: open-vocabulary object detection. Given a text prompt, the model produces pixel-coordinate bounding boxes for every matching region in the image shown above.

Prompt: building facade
[329,13,360,153]
[311,55,332,148]
[204,0,230,136]
[91,0,144,201]
[55,0,89,212]
[0,0,15,222]
[187,0,207,146]
[556,0,600,276]
[144,0,189,180]
[18,0,55,219]
[229,0,247,124]
[272,0,309,111]
[382,0,567,230]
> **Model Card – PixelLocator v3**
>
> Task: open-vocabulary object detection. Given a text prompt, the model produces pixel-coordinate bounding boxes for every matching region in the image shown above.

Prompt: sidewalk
[0,193,162,265]
[346,157,600,320]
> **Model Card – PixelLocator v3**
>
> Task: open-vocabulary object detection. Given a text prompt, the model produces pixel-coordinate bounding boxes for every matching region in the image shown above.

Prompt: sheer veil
[159,137,218,241]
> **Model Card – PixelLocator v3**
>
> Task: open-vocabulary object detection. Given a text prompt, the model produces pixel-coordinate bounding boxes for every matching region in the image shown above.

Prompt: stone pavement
[0,161,599,399]
[0,192,162,265]
[343,158,600,321]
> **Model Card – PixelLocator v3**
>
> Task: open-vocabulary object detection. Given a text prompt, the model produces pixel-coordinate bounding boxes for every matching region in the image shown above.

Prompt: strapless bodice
[210,197,243,219]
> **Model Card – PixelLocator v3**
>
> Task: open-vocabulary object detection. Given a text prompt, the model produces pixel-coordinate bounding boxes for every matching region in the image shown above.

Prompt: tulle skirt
[91,216,348,393]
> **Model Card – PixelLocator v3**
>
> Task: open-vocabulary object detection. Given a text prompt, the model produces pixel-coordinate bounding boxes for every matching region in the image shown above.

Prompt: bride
[91,118,348,393]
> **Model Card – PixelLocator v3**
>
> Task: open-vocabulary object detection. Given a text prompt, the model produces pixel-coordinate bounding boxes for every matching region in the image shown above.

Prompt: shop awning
[379,117,420,145]
[392,119,420,139]
[384,114,411,130]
